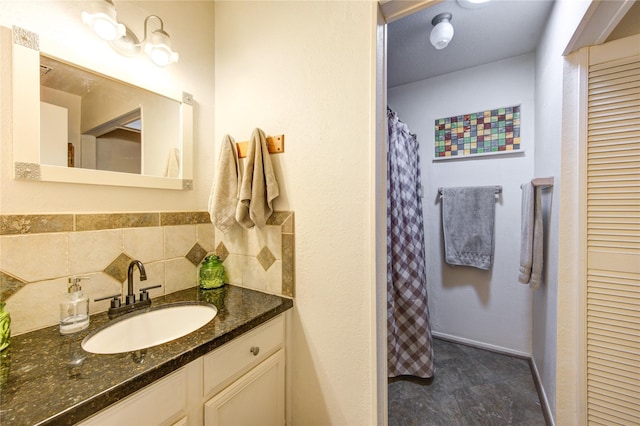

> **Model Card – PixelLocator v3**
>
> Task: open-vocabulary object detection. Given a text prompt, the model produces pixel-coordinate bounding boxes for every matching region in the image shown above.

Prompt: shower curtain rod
[438,185,502,196]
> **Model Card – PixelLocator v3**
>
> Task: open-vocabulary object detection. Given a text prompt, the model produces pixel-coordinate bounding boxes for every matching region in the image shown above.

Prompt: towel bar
[438,185,502,196]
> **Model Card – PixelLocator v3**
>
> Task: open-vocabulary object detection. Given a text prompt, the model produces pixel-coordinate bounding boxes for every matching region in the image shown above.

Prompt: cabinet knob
[250,346,260,356]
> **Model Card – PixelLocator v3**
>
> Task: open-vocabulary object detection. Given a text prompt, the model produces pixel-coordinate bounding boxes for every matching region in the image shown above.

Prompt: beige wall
[0,1,215,213]
[214,1,379,423]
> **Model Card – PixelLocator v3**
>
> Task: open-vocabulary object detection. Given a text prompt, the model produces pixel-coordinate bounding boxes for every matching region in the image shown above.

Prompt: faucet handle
[95,294,122,309]
[139,284,162,302]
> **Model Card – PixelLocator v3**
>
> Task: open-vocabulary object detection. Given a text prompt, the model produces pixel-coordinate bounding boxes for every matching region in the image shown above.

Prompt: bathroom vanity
[0,285,293,425]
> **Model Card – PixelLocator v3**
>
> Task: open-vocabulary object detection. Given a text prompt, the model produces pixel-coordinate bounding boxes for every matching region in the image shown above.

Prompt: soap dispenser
[60,277,90,335]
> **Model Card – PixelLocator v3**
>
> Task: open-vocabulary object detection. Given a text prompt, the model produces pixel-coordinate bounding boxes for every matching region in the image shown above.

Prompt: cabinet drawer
[204,315,284,396]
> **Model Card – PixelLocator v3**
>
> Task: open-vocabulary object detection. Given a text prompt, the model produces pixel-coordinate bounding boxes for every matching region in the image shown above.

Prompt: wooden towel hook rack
[236,134,285,159]
[532,177,554,189]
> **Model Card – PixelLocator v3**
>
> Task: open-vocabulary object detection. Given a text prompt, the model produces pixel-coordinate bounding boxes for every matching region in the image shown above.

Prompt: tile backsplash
[0,211,294,335]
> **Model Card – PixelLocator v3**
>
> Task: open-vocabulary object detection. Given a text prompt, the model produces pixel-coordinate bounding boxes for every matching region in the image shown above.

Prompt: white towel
[164,148,180,178]
[208,135,241,233]
[442,186,496,270]
[236,128,279,229]
[518,182,543,289]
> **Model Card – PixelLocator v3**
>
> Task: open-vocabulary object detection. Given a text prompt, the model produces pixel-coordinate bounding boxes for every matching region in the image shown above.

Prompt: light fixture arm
[138,15,166,46]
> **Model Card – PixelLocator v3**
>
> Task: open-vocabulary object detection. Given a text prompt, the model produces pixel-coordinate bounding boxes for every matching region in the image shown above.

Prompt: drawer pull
[250,346,260,356]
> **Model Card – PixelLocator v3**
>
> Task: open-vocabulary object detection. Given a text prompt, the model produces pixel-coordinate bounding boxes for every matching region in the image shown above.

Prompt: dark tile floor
[388,338,547,426]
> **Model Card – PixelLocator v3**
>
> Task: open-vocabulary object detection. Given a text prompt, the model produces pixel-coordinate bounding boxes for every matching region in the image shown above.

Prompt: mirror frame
[11,26,193,190]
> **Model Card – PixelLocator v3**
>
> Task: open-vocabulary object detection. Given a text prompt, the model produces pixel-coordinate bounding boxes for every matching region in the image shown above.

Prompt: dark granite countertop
[0,285,293,425]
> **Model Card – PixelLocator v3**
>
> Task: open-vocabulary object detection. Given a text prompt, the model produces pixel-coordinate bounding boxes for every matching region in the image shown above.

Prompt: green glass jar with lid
[199,255,227,290]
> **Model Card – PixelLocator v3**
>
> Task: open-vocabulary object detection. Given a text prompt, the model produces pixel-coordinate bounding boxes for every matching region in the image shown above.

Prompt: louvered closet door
[586,34,640,426]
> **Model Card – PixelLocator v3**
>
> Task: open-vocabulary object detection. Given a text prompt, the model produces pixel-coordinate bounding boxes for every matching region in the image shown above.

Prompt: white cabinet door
[204,349,285,426]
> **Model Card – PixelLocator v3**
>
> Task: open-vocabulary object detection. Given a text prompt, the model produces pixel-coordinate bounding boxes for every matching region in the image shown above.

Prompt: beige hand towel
[236,128,279,229]
[529,186,544,289]
[164,148,180,178]
[518,182,543,289]
[208,135,241,233]
[518,182,534,283]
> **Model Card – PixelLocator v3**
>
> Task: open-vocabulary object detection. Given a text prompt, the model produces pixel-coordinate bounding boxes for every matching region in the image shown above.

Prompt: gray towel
[208,135,240,233]
[236,128,280,229]
[518,183,543,289]
[442,186,496,270]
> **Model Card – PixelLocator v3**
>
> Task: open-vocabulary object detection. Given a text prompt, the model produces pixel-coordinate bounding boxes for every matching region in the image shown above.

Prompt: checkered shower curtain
[387,108,435,378]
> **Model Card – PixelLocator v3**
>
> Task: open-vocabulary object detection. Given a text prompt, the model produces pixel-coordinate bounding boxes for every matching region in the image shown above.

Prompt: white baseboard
[432,331,531,358]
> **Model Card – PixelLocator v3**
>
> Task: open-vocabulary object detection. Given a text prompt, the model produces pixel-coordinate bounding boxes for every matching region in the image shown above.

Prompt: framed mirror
[11,26,193,190]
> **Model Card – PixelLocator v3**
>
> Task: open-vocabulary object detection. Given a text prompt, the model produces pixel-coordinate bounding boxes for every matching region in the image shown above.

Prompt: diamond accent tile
[216,242,229,262]
[257,246,276,271]
[104,253,133,283]
[0,271,27,301]
[186,243,207,266]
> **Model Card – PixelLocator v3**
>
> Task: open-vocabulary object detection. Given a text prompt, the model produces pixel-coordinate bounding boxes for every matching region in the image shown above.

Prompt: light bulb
[430,13,454,50]
[144,30,179,66]
[93,17,124,40]
[430,21,454,50]
[81,1,125,41]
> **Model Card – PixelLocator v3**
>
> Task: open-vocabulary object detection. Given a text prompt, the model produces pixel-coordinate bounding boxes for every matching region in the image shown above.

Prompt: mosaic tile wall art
[434,105,521,158]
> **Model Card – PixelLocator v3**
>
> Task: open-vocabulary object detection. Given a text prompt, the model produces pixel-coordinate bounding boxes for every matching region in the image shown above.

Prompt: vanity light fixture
[429,13,454,50]
[82,0,179,66]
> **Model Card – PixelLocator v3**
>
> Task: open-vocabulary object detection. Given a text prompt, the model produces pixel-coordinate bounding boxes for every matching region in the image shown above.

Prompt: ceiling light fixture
[82,0,179,67]
[430,13,454,50]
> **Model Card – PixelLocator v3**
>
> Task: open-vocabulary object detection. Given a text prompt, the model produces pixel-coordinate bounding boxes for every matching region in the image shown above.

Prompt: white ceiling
[387,0,555,88]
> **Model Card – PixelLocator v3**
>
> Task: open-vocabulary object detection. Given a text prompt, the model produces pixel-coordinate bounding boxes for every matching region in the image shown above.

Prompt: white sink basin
[82,302,217,354]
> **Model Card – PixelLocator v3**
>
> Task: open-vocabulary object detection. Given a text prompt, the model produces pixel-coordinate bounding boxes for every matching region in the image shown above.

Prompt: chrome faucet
[126,260,147,305]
